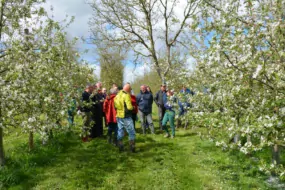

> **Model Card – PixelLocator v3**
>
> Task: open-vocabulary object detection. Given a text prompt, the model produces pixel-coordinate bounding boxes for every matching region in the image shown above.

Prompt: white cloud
[43,0,92,39]
[42,0,100,76]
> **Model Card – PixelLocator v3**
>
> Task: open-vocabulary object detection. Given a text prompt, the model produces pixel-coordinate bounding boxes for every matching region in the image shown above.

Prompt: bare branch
[170,0,200,46]
[133,49,152,58]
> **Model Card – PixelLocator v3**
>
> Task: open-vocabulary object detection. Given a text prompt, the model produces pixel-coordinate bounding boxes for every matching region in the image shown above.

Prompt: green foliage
[99,48,124,90]
[168,0,285,179]
[0,0,95,166]
[131,71,161,94]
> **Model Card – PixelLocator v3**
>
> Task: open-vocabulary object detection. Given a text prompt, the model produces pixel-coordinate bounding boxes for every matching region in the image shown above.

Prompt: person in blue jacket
[177,86,194,129]
[136,85,155,134]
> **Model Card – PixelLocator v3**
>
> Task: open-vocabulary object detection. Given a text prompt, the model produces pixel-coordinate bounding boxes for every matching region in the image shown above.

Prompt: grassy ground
[0,111,277,190]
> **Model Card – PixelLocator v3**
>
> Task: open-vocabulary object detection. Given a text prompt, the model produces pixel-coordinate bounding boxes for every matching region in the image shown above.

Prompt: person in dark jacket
[154,84,167,130]
[96,82,104,136]
[90,86,104,138]
[145,86,152,129]
[136,85,155,134]
[81,84,93,142]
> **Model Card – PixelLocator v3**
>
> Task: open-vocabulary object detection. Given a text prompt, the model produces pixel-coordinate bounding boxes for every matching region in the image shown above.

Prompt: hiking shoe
[171,135,175,139]
[118,141,124,152]
[129,140,135,153]
[164,134,170,138]
[107,136,112,144]
[82,137,88,142]
[119,145,124,152]
[113,139,118,146]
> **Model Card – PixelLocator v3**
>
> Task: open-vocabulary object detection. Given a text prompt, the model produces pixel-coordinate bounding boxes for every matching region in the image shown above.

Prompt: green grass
[0,111,277,190]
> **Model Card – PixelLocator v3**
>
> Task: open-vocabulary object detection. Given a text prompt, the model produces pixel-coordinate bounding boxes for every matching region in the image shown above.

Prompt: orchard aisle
[4,128,270,190]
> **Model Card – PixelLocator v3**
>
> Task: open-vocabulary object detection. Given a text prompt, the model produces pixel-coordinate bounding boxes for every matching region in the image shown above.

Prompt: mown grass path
[2,125,272,190]
[2,107,274,190]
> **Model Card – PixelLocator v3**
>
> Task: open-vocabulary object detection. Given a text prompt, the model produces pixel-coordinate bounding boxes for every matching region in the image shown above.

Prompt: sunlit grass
[0,107,274,190]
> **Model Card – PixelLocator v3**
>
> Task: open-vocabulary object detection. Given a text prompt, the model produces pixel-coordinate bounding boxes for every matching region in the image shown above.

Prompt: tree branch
[170,0,200,46]
[0,1,5,40]
[222,51,244,73]
[204,0,250,25]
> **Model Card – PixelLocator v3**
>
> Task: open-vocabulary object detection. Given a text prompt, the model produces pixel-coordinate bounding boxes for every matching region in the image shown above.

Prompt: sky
[42,0,147,83]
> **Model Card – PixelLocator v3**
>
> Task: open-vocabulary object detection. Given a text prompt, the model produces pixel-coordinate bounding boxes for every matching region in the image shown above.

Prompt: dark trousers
[107,123,118,142]
[158,106,166,130]
[95,116,103,137]
[90,110,103,138]
[132,114,137,130]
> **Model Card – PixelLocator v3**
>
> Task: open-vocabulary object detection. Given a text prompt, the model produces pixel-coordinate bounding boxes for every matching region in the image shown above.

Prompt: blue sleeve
[164,103,172,110]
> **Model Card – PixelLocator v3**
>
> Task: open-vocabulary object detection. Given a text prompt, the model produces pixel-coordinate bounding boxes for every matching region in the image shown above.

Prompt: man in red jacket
[103,88,118,145]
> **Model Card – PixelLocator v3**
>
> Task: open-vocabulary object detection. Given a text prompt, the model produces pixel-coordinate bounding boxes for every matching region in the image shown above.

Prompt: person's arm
[154,91,159,106]
[125,94,133,111]
[136,93,141,105]
[164,103,172,110]
[150,93,153,104]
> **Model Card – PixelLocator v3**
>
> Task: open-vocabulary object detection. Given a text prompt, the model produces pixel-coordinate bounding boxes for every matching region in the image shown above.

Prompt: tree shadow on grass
[175,131,197,138]
[46,135,175,189]
[2,131,181,189]
[1,133,81,189]
[135,136,156,143]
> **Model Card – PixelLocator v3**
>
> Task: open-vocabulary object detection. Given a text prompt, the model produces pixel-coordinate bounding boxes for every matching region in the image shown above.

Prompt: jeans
[162,110,175,136]
[117,117,136,141]
[138,110,155,134]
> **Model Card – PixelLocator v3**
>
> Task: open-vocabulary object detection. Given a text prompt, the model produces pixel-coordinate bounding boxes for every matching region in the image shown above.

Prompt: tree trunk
[247,135,251,144]
[29,131,34,151]
[164,45,171,78]
[0,127,4,166]
[234,134,240,143]
[272,144,280,165]
[0,1,5,40]
[234,114,240,143]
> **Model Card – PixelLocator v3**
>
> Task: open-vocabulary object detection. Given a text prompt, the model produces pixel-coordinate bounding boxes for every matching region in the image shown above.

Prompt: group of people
[80,81,194,153]
[81,82,107,140]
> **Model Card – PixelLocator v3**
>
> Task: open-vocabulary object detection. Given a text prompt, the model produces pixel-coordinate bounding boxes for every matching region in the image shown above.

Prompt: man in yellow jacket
[114,83,136,152]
